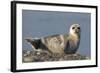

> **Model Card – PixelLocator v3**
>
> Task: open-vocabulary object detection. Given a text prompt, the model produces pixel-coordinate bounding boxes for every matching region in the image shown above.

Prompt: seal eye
[77,27,80,29]
[72,27,75,29]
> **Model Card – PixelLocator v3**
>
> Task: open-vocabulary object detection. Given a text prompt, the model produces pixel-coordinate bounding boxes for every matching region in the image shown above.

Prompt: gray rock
[22,50,90,63]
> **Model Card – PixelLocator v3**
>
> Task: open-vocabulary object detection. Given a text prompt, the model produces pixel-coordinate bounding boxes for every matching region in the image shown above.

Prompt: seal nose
[75,27,80,33]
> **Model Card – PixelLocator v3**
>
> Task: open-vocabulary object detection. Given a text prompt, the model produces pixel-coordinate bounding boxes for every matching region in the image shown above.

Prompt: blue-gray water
[22,10,91,57]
